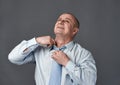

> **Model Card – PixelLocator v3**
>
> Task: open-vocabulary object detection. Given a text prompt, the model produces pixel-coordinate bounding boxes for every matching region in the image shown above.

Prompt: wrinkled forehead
[58,13,75,21]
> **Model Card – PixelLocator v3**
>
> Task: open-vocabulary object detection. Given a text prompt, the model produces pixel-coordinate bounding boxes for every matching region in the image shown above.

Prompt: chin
[55,30,63,33]
[55,32,63,35]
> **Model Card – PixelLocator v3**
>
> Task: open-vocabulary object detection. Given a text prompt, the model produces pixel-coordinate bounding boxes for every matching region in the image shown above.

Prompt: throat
[55,38,71,48]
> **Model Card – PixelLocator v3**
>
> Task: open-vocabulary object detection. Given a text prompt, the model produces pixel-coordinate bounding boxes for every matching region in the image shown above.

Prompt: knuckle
[47,36,51,39]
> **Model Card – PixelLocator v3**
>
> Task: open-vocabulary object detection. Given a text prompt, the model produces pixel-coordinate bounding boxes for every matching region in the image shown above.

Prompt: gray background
[0,0,120,85]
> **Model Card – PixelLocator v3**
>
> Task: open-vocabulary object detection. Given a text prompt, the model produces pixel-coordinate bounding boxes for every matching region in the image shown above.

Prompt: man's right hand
[36,36,55,47]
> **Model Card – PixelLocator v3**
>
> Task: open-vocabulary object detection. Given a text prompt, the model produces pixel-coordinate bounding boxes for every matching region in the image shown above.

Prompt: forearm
[65,55,97,85]
[8,38,39,65]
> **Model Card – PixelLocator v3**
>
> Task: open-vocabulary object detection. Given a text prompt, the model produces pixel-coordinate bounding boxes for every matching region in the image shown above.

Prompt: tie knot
[51,45,66,51]
[59,46,66,51]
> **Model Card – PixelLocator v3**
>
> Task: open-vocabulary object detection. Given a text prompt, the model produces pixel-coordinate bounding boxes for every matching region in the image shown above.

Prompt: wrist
[65,60,76,71]
[63,59,70,67]
[35,37,39,43]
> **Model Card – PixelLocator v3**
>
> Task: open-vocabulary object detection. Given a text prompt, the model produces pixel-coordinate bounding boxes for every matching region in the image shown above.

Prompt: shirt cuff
[65,60,76,72]
[27,37,39,47]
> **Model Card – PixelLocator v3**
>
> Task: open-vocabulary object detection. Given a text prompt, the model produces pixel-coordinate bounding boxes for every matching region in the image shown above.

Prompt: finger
[51,53,57,60]
[52,39,56,45]
[53,50,58,53]
[47,39,54,47]
[51,56,56,60]
[47,41,53,47]
[52,51,58,56]
[52,52,56,55]
[47,44,52,47]
[59,51,64,54]
[52,51,59,57]
[51,38,55,45]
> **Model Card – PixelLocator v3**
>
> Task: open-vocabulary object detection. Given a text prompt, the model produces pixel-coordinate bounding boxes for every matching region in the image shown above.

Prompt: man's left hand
[51,51,70,66]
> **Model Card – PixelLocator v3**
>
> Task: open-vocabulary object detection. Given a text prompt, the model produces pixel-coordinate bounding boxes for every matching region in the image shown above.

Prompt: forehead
[58,14,75,20]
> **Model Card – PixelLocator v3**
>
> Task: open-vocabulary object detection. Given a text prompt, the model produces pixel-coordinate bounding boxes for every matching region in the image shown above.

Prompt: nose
[58,20,65,24]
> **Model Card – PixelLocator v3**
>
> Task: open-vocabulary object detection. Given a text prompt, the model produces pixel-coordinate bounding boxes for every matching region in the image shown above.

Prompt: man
[8,13,97,85]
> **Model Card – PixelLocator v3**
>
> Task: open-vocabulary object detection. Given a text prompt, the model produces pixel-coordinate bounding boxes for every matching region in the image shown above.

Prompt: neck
[55,35,72,48]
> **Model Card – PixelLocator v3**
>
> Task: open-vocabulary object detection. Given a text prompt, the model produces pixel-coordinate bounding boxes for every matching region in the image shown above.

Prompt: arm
[8,38,39,65]
[51,48,97,85]
[8,36,55,65]
[65,50,97,85]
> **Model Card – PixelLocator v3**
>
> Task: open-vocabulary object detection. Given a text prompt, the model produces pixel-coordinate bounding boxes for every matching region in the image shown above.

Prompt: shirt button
[71,79,73,83]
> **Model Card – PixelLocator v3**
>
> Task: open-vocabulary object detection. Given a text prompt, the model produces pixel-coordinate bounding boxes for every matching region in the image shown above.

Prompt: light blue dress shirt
[8,38,97,85]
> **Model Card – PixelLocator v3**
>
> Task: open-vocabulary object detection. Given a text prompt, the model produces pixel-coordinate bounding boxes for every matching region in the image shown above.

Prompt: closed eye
[57,19,70,23]
[64,20,70,23]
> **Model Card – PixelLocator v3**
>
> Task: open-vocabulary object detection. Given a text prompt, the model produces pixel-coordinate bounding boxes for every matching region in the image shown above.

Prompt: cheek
[54,28,56,33]
[54,27,58,34]
[54,24,57,30]
[65,23,72,28]
[65,24,73,31]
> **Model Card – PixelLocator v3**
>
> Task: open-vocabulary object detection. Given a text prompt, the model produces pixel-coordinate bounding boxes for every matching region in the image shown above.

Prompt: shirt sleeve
[8,38,39,65]
[65,49,97,85]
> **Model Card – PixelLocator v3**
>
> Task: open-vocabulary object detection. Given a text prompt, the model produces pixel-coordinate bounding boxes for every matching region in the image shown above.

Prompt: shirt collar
[64,41,74,51]
[49,41,75,51]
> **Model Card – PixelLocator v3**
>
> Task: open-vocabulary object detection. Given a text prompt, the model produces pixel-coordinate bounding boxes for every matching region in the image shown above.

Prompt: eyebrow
[60,17,73,23]
[57,17,75,25]
[65,18,75,25]
[65,18,72,21]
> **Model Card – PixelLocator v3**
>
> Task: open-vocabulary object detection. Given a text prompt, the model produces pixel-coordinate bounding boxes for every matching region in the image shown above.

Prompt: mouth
[57,26,64,29]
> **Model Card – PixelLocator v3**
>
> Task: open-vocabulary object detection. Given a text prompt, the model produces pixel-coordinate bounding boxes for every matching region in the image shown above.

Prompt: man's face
[54,14,78,38]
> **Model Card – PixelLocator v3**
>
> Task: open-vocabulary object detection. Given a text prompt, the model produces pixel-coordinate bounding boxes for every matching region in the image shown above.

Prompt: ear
[73,28,79,35]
